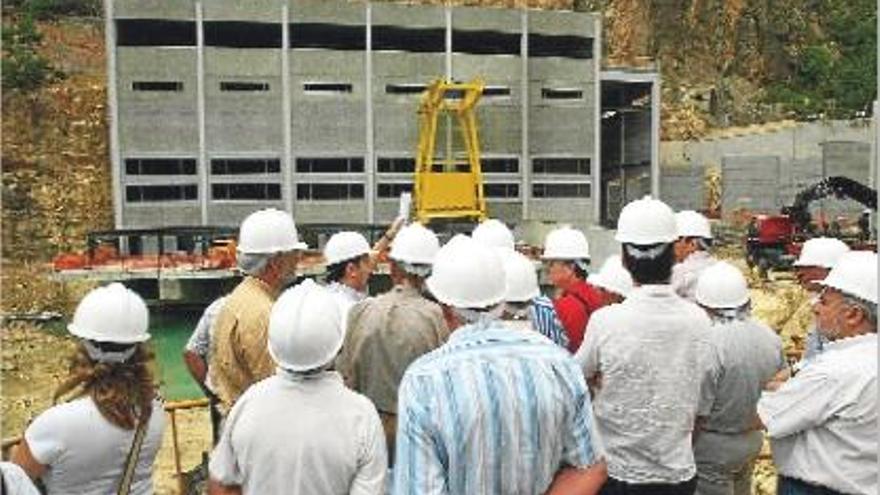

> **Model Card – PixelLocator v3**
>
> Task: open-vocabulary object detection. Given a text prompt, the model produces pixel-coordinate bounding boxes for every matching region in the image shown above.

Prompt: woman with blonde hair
[11,283,165,494]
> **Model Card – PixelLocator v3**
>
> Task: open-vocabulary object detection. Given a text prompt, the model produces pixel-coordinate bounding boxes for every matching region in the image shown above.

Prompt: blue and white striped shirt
[393,320,599,495]
[529,295,569,350]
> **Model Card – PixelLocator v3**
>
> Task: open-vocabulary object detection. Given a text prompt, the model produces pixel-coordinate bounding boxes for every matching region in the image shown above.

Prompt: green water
[149,309,205,402]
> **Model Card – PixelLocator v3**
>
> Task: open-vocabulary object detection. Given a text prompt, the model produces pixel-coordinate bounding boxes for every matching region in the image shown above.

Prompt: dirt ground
[1,257,808,494]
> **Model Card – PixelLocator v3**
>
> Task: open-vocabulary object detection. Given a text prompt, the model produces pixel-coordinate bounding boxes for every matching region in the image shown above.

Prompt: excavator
[745,176,876,273]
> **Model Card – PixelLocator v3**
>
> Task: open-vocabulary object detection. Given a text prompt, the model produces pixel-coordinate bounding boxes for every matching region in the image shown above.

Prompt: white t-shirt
[210,370,386,495]
[0,462,41,495]
[25,397,166,495]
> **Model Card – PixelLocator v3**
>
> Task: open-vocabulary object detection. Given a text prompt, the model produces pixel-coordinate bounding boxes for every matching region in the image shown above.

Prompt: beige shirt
[209,276,276,412]
[336,285,448,414]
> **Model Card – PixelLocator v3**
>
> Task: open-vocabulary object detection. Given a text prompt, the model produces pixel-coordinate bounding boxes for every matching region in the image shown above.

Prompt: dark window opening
[485,183,519,198]
[290,23,365,51]
[126,185,197,202]
[211,158,280,175]
[125,158,196,175]
[431,162,470,173]
[483,86,511,97]
[220,81,270,92]
[481,158,519,173]
[452,29,520,55]
[542,88,583,100]
[377,183,413,198]
[132,81,183,92]
[373,25,444,53]
[303,82,352,93]
[533,158,591,175]
[377,157,415,173]
[116,19,196,47]
[296,183,364,200]
[385,84,427,95]
[212,183,281,200]
[296,157,364,173]
[532,183,591,198]
[528,34,593,59]
[204,21,281,48]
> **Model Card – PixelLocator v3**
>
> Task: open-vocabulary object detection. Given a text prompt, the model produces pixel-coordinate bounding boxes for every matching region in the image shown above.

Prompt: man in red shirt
[542,226,603,353]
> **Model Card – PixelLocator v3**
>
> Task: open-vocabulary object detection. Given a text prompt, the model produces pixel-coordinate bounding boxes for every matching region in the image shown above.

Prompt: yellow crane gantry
[413,78,487,224]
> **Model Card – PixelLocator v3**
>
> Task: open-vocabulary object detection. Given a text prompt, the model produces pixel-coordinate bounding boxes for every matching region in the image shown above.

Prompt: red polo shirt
[553,280,603,353]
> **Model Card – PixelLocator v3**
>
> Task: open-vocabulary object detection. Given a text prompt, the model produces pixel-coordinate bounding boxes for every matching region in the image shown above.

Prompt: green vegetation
[1,13,55,91]
[766,0,877,119]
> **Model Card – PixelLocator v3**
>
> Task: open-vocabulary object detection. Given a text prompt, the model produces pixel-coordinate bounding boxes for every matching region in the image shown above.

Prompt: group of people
[3,196,877,495]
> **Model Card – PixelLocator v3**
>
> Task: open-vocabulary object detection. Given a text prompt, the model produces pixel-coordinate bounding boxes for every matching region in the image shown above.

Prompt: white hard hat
[587,255,633,297]
[675,210,713,239]
[502,251,540,303]
[818,251,878,304]
[472,219,515,252]
[695,261,750,309]
[793,237,850,268]
[68,283,150,343]
[389,223,440,266]
[323,231,371,266]
[268,279,345,372]
[237,208,307,254]
[426,234,505,309]
[542,226,590,260]
[615,196,678,245]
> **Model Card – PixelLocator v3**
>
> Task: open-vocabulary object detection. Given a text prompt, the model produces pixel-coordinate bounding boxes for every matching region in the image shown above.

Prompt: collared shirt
[529,295,570,349]
[328,281,368,318]
[209,277,276,412]
[185,296,227,391]
[336,285,449,414]
[757,333,878,495]
[210,371,387,495]
[553,280,603,353]
[671,251,717,302]
[700,318,785,434]
[393,320,599,495]
[1,462,40,495]
[575,284,712,484]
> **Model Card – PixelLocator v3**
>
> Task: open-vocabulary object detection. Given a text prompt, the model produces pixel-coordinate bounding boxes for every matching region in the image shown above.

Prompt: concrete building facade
[106,0,657,231]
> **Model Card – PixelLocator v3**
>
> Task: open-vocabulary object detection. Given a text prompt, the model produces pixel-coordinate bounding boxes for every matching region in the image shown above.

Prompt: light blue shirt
[393,319,599,495]
[529,295,569,350]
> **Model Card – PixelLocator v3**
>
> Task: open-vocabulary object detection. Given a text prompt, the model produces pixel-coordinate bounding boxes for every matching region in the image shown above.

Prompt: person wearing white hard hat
[782,237,850,367]
[586,255,634,308]
[209,208,307,412]
[541,226,603,353]
[671,210,717,302]
[575,196,712,494]
[394,235,607,495]
[499,250,570,348]
[336,223,448,464]
[758,251,878,495]
[691,262,784,495]
[471,218,516,251]
[323,219,405,315]
[11,284,165,495]
[209,280,387,495]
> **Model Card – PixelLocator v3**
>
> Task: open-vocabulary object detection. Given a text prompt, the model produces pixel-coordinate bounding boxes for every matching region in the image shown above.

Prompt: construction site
[1,0,878,494]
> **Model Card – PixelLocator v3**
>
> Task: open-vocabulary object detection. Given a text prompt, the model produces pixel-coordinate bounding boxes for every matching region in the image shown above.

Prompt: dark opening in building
[204,21,282,48]
[296,183,365,200]
[528,34,593,59]
[377,157,416,173]
[296,157,364,173]
[220,81,270,92]
[211,158,280,175]
[289,23,366,50]
[212,183,281,200]
[532,183,591,198]
[377,183,413,198]
[452,29,520,56]
[541,88,584,100]
[385,84,427,95]
[303,82,353,93]
[484,183,520,198]
[125,158,196,175]
[372,25,444,53]
[116,19,196,46]
[132,81,184,92]
[481,158,519,173]
[533,158,591,175]
[126,185,198,202]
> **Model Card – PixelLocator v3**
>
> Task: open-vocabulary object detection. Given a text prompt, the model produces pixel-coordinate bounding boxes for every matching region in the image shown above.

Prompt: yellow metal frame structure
[414,78,487,223]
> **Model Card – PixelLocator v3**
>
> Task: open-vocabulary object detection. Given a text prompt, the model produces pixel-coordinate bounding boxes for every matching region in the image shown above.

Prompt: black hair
[325,254,368,283]
[621,242,674,285]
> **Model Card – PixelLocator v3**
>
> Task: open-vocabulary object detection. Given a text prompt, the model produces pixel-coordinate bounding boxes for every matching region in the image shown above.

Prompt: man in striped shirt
[394,235,607,495]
